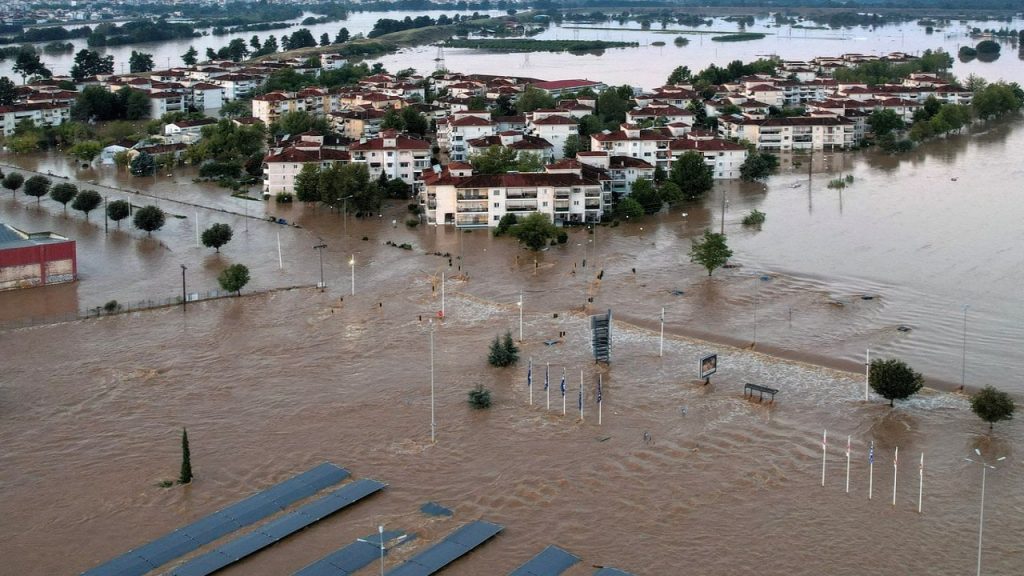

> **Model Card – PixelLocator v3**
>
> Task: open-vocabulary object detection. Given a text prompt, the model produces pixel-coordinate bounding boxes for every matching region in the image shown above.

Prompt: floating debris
[420,502,453,517]
[897,325,913,333]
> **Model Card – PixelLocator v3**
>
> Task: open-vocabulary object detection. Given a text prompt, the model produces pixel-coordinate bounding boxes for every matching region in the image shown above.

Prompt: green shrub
[467,385,492,409]
[557,230,568,244]
[103,300,120,313]
[488,330,519,367]
[275,192,293,203]
[406,218,419,227]
[741,209,766,226]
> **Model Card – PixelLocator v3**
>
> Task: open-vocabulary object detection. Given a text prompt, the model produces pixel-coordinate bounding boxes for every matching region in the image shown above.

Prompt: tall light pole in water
[961,304,969,390]
[720,191,728,235]
[349,255,355,295]
[313,241,326,291]
[518,289,524,342]
[429,320,436,443]
[965,450,1005,576]
[180,264,187,310]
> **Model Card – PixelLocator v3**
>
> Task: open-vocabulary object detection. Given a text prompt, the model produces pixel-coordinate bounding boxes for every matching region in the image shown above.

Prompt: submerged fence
[0,285,315,331]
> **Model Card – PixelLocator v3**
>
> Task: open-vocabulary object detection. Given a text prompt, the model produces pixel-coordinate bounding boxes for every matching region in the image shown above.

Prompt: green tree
[494,213,518,236]
[13,49,51,83]
[271,110,329,137]
[70,49,113,81]
[129,50,154,73]
[318,162,380,214]
[106,199,130,227]
[218,263,250,295]
[319,33,331,47]
[400,107,429,136]
[670,151,714,199]
[515,86,556,114]
[182,46,198,67]
[68,141,103,164]
[381,107,405,131]
[121,87,150,120]
[71,189,102,220]
[667,65,692,84]
[510,212,558,251]
[596,86,630,127]
[739,151,779,182]
[132,205,166,235]
[50,182,78,212]
[659,181,684,205]
[563,134,581,158]
[869,358,924,407]
[516,152,544,172]
[467,385,492,409]
[293,163,321,203]
[615,196,644,220]
[218,99,251,119]
[470,145,518,174]
[867,109,905,137]
[130,152,156,176]
[178,428,192,484]
[630,178,663,214]
[0,77,16,105]
[488,330,519,367]
[2,172,24,195]
[201,223,233,252]
[334,27,350,43]
[689,230,732,276]
[970,386,1015,430]
[22,175,50,204]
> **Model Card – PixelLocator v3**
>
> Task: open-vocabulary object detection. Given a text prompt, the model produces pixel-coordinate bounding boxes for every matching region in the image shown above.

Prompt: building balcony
[554,200,570,210]
[506,190,538,199]
[506,201,538,211]
[457,194,487,200]
[456,215,489,227]
[456,201,488,212]
[584,200,601,209]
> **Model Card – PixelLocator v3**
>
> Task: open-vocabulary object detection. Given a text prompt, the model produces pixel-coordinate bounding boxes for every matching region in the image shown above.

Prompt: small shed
[0,223,77,290]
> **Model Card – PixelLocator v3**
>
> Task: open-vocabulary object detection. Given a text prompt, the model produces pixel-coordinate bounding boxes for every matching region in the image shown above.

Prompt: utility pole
[313,242,327,290]
[180,264,187,310]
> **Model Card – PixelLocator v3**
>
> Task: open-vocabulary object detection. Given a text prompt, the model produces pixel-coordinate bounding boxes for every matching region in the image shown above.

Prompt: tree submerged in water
[488,330,519,367]
[179,428,192,484]
[869,358,923,407]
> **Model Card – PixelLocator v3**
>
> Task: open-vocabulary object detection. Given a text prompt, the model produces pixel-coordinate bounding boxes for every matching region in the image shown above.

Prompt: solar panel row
[508,545,581,576]
[593,568,636,576]
[80,462,350,576]
[384,520,504,576]
[293,529,409,576]
[168,478,386,576]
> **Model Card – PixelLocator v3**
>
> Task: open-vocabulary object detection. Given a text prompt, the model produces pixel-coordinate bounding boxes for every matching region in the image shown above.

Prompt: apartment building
[262,137,351,197]
[718,116,856,151]
[348,130,431,189]
[0,102,71,136]
[437,111,496,162]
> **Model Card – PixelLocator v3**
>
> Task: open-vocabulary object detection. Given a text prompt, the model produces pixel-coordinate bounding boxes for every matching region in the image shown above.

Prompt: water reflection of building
[0,223,77,291]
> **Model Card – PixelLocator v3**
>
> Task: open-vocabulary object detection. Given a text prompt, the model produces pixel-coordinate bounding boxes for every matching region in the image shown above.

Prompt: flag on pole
[544,364,549,391]
[560,369,566,397]
[869,441,874,464]
[578,379,583,410]
[527,359,532,390]
[845,436,851,458]
[822,429,827,449]
[597,375,603,405]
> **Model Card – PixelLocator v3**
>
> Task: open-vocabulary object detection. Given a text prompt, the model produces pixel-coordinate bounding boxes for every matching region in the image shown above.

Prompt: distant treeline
[711,33,766,42]
[87,21,200,47]
[445,39,639,52]
[0,25,93,45]
[213,22,292,36]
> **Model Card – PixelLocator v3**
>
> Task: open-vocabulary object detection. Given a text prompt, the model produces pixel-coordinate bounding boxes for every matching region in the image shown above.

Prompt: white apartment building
[526,114,577,159]
[437,111,496,162]
[190,82,225,111]
[718,116,856,151]
[425,172,606,227]
[466,132,554,163]
[262,140,351,197]
[590,124,674,170]
[668,136,748,180]
[0,102,71,136]
[348,130,431,189]
[163,118,217,143]
[575,152,655,195]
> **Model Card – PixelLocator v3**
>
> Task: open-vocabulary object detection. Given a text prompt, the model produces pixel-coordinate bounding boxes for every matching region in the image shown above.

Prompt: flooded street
[2,14,1024,576]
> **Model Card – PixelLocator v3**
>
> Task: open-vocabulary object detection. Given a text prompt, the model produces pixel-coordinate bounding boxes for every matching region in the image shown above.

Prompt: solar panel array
[508,546,580,576]
[80,463,351,576]
[293,529,410,576]
[168,478,386,576]
[384,520,504,576]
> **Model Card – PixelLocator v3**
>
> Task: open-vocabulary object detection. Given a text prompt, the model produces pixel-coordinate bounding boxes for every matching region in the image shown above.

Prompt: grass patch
[444,39,638,53]
[711,33,767,42]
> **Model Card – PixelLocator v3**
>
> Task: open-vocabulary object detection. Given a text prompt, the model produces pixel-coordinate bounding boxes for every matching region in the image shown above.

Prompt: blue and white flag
[869,441,874,464]
[560,369,566,397]
[578,380,583,410]
[544,364,549,391]
[597,375,603,404]
[527,359,532,390]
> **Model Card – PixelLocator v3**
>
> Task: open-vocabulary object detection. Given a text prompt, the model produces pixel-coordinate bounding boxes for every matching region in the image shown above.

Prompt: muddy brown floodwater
[1,281,1022,575]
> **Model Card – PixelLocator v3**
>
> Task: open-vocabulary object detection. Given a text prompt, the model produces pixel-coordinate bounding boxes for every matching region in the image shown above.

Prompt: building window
[494,202,500,208]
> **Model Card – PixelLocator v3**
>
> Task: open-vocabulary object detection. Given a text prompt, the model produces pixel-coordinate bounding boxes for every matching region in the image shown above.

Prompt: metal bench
[744,383,779,403]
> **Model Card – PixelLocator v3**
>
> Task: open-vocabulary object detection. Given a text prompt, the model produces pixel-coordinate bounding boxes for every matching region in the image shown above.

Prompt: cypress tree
[179,428,193,484]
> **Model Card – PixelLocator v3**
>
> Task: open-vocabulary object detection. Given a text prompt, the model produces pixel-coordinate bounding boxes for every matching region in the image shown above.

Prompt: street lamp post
[961,304,969,390]
[518,289,523,342]
[720,191,728,235]
[180,264,187,309]
[429,320,435,443]
[313,242,327,291]
[965,450,1006,576]
[349,255,355,295]
[377,525,384,576]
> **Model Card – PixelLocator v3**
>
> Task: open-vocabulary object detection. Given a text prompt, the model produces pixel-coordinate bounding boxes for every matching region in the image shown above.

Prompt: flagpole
[892,446,899,506]
[579,369,584,421]
[561,368,566,416]
[277,232,283,269]
[845,435,851,494]
[821,429,827,487]
[865,348,870,401]
[598,374,603,425]
[869,441,874,500]
[528,357,532,406]
[659,307,665,357]
[918,452,924,513]
[545,363,550,410]
[441,272,445,318]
